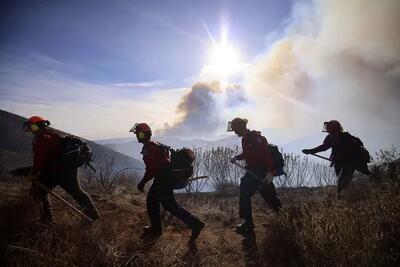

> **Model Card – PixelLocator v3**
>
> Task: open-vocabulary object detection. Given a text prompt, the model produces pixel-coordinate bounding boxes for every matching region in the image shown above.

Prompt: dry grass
[262,182,400,266]
[1,179,399,266]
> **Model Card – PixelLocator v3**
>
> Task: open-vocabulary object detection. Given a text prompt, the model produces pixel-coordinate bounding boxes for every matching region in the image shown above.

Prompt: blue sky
[0,0,293,139]
[1,0,399,153]
[0,0,290,84]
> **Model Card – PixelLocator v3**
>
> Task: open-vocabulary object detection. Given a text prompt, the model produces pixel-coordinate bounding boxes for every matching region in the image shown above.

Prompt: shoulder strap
[341,132,364,147]
[249,130,268,145]
[152,141,171,151]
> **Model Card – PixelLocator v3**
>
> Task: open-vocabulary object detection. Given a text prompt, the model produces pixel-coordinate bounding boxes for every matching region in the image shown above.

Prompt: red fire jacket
[236,130,273,172]
[141,141,170,182]
[32,130,63,175]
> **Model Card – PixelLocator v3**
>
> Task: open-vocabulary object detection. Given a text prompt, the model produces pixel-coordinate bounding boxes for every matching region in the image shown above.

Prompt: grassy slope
[1,180,399,266]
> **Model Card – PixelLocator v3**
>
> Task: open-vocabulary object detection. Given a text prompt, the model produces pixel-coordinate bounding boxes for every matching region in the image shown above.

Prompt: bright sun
[208,42,240,77]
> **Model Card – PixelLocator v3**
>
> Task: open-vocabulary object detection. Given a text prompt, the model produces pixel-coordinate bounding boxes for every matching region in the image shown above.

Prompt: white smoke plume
[246,0,400,143]
[160,82,223,138]
[159,81,247,138]
[163,0,400,149]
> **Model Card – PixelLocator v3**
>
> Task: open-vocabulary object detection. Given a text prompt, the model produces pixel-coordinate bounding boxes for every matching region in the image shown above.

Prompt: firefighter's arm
[264,148,274,172]
[32,137,49,175]
[137,152,157,192]
[303,136,331,154]
[231,152,244,163]
[303,144,330,154]
[9,166,32,177]
[234,137,254,162]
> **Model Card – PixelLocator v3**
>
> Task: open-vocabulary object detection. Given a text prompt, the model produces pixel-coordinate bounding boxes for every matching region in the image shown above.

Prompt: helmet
[227,117,248,132]
[130,122,152,140]
[130,123,151,134]
[322,120,343,133]
[23,116,50,132]
[27,116,49,125]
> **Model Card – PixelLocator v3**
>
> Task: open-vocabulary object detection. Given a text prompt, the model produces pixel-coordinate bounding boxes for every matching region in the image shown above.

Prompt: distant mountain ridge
[0,110,144,177]
[95,135,241,160]
[94,129,316,160]
[96,129,392,161]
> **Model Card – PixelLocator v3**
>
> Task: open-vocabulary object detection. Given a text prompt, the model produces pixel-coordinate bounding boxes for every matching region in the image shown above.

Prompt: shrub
[262,182,400,266]
[370,146,400,183]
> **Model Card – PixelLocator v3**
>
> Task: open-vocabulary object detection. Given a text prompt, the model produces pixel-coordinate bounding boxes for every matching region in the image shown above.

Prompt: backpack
[249,131,285,176]
[341,132,371,164]
[267,144,286,176]
[60,135,93,168]
[169,148,195,189]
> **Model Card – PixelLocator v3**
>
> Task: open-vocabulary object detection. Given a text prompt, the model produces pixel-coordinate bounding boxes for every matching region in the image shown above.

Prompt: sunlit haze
[207,41,241,78]
[0,0,399,152]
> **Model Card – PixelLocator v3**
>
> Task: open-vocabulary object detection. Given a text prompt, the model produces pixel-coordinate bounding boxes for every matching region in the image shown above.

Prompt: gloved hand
[263,172,274,184]
[137,180,146,192]
[9,166,32,177]
[230,156,238,163]
[302,149,312,155]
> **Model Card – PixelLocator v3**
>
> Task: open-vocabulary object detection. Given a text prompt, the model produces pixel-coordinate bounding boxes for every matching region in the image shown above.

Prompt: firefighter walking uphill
[131,122,205,240]
[228,117,282,234]
[302,120,371,196]
[22,116,99,224]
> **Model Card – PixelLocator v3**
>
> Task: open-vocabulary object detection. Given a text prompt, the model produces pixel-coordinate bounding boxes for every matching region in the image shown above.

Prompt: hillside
[1,180,399,266]
[0,110,144,178]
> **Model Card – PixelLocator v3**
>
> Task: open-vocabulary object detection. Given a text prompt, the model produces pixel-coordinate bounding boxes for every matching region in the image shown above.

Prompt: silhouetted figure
[229,117,282,234]
[131,123,204,240]
[22,116,99,224]
[303,120,371,195]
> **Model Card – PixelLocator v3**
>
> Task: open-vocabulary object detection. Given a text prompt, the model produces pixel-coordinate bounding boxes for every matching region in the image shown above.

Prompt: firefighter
[229,118,282,234]
[131,123,204,239]
[23,116,99,224]
[302,120,371,195]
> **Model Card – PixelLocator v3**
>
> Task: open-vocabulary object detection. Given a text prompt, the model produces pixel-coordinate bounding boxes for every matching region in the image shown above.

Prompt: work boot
[235,220,254,234]
[143,225,162,237]
[190,220,205,240]
[82,206,100,221]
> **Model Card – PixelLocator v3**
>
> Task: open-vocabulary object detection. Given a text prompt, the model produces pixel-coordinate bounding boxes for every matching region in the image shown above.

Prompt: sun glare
[208,43,240,77]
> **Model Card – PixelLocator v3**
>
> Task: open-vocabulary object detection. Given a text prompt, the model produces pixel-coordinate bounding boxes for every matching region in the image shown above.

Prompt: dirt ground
[1,180,398,266]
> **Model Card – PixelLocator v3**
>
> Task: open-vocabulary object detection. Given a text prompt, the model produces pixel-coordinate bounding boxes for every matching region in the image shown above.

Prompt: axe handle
[187,175,208,182]
[232,162,263,182]
[310,153,332,161]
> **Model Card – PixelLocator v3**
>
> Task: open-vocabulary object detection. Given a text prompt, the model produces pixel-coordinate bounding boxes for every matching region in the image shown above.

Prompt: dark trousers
[146,177,201,230]
[30,165,98,222]
[334,165,355,193]
[239,171,282,221]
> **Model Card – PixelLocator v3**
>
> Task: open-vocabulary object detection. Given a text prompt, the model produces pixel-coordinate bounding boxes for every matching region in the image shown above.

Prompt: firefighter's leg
[239,173,257,222]
[146,184,162,233]
[160,189,202,228]
[30,174,56,224]
[338,167,356,193]
[59,167,99,220]
[159,189,204,239]
[260,182,282,213]
[334,165,344,194]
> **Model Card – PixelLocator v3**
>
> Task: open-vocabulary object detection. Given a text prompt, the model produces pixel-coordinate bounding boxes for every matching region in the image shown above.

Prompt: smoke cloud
[159,81,248,138]
[163,0,400,148]
[246,0,400,140]
[160,82,222,138]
